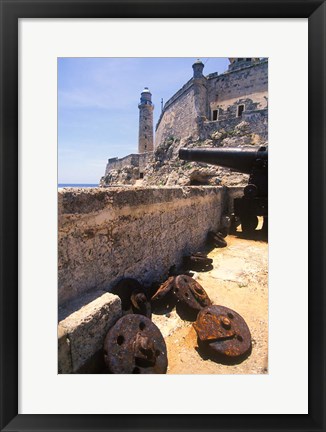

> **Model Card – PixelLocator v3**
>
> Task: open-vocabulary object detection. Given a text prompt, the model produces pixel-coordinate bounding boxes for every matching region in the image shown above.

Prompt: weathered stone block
[59,291,122,373]
[58,324,72,374]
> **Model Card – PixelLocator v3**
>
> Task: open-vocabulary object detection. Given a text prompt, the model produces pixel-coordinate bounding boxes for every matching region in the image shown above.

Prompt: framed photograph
[57,55,269,378]
[1,0,325,431]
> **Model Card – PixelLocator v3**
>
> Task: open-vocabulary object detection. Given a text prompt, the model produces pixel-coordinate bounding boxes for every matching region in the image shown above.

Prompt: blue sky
[58,57,229,184]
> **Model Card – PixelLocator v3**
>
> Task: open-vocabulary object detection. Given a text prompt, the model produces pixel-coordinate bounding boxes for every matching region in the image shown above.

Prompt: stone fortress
[100,57,268,187]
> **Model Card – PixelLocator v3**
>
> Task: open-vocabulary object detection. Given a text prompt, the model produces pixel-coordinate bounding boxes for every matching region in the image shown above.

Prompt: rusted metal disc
[111,278,143,312]
[151,276,175,303]
[187,252,212,264]
[193,305,251,360]
[207,231,227,248]
[104,315,167,374]
[218,229,228,238]
[173,275,211,313]
[183,252,213,271]
[131,291,152,319]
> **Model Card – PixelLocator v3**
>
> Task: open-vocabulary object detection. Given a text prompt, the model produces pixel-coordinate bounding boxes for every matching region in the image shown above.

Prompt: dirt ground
[152,222,268,375]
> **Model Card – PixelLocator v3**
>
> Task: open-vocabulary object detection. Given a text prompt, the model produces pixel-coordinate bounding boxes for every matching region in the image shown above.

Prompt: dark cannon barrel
[179,147,267,175]
[179,146,268,233]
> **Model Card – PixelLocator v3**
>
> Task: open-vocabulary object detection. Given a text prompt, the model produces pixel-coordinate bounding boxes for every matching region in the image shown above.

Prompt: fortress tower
[192,59,208,119]
[192,58,204,78]
[138,87,154,153]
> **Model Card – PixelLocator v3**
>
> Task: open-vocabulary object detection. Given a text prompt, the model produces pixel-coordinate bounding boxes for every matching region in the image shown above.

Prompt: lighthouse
[138,87,154,153]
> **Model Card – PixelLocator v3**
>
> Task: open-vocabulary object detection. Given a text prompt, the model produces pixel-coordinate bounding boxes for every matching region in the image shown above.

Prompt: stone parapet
[58,186,231,306]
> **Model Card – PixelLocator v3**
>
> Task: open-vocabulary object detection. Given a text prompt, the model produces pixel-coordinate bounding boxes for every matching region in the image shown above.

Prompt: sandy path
[152,228,268,375]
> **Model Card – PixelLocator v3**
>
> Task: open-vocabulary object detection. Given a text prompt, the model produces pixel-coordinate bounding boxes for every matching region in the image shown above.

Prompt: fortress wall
[58,186,230,306]
[105,154,138,174]
[207,61,268,113]
[104,153,151,175]
[201,108,268,142]
[155,83,199,147]
[154,61,268,149]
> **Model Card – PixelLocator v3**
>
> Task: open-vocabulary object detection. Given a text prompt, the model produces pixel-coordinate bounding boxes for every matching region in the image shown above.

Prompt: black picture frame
[1,1,325,431]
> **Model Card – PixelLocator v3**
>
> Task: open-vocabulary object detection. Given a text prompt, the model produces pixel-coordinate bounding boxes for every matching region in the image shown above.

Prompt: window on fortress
[237,105,245,117]
[212,110,218,121]
[139,173,144,179]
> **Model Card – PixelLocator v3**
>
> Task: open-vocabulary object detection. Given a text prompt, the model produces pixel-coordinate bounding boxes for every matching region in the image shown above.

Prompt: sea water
[58,184,98,188]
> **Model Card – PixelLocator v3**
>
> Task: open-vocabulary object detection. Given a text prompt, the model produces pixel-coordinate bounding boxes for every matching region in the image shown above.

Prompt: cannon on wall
[178,146,268,233]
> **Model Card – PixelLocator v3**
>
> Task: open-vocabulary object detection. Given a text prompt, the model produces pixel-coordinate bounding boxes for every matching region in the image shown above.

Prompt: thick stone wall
[58,186,230,306]
[155,83,199,147]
